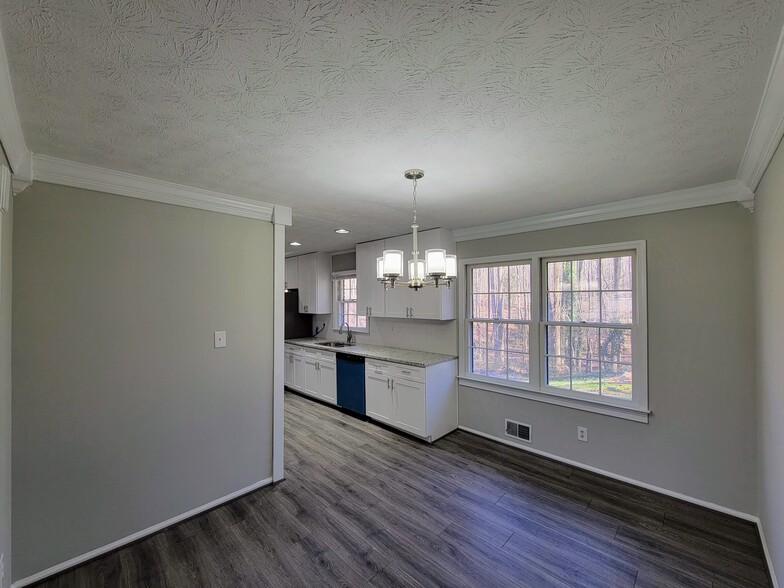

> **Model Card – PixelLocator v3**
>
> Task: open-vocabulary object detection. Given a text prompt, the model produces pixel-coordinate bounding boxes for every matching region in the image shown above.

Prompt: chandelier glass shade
[376,170,457,290]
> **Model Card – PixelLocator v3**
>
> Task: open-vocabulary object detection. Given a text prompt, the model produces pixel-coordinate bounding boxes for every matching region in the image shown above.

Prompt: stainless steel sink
[316,341,350,348]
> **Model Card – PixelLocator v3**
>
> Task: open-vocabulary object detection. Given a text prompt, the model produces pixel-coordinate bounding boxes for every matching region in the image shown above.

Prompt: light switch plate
[214,331,226,349]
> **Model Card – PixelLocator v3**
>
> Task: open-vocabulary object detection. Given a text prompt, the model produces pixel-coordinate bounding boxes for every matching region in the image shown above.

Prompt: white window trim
[332,270,369,333]
[458,241,649,423]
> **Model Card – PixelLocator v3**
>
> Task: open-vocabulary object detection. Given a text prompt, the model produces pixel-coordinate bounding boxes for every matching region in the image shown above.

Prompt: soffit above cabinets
[0,0,781,253]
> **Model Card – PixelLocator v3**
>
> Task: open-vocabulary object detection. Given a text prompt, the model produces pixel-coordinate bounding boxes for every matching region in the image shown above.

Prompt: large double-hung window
[461,242,648,422]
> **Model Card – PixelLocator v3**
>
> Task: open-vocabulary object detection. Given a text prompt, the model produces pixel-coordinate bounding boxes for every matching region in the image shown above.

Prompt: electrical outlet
[577,426,588,442]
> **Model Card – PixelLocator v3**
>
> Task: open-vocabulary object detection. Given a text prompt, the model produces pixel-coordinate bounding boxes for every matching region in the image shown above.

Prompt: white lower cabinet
[366,364,393,424]
[392,377,426,437]
[285,345,335,404]
[364,358,457,442]
[284,345,304,391]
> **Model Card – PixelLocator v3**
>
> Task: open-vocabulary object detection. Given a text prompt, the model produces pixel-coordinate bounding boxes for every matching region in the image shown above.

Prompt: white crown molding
[453,179,754,242]
[0,22,29,174]
[738,23,784,193]
[32,155,291,224]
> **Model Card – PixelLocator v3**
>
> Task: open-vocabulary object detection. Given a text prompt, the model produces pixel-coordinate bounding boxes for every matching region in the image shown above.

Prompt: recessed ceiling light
[289,241,302,246]
[335,228,350,234]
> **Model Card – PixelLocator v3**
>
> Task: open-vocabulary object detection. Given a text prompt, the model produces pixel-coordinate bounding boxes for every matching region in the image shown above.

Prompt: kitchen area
[283,227,459,443]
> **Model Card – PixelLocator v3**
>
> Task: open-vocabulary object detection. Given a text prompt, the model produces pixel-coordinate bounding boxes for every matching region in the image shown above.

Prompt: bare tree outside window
[469,263,531,383]
[545,254,633,399]
[336,277,367,330]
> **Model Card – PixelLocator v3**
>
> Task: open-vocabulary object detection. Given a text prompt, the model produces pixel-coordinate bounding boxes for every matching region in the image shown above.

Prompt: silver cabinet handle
[387,377,391,389]
[406,307,410,317]
[401,369,411,374]
[410,307,414,318]
[368,306,372,317]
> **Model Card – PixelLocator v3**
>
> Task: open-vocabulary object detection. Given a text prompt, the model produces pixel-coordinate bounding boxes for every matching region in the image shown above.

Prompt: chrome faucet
[339,322,354,345]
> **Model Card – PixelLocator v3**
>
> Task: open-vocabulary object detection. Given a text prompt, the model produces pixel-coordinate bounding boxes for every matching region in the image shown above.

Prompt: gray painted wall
[12,183,275,580]
[755,141,784,582]
[0,178,12,588]
[457,203,757,514]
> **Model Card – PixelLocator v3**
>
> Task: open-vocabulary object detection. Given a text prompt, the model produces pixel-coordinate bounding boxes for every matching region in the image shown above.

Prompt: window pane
[508,324,529,353]
[357,316,367,328]
[489,293,509,320]
[572,292,600,323]
[509,264,530,292]
[548,292,572,321]
[488,266,509,293]
[573,258,600,291]
[601,256,632,291]
[601,291,633,324]
[471,322,487,348]
[548,261,571,291]
[571,326,599,361]
[547,325,571,356]
[473,294,490,319]
[571,359,600,394]
[472,267,489,293]
[508,352,529,382]
[600,328,632,364]
[547,356,570,389]
[487,323,507,351]
[601,363,632,399]
[347,302,357,316]
[510,293,531,321]
[487,350,507,378]
[472,348,487,375]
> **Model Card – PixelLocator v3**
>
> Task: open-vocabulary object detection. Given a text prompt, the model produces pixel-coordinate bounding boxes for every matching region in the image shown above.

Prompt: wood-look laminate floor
[36,391,771,588]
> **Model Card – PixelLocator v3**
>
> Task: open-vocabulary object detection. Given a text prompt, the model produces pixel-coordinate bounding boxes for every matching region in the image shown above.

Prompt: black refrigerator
[285,290,312,339]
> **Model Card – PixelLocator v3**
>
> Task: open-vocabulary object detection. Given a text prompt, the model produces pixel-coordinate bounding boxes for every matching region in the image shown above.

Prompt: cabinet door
[284,353,295,387]
[293,356,304,390]
[408,229,442,320]
[303,357,320,396]
[298,254,313,313]
[285,257,299,290]
[356,240,386,318]
[365,372,393,424]
[319,361,337,405]
[392,378,427,437]
[383,233,413,318]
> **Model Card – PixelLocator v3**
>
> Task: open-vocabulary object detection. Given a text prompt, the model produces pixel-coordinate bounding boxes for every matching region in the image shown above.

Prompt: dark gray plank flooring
[35,391,771,587]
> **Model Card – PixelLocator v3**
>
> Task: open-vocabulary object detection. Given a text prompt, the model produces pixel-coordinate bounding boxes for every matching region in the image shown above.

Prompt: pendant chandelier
[376,169,457,290]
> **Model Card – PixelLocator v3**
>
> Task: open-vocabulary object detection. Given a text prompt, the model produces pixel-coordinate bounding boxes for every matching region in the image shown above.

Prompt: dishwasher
[336,353,365,416]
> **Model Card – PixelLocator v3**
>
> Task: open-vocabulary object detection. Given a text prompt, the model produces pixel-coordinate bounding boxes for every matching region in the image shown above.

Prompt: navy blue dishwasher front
[336,353,366,416]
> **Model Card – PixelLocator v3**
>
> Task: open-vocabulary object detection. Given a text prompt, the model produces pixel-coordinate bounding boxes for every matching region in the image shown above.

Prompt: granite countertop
[285,338,457,368]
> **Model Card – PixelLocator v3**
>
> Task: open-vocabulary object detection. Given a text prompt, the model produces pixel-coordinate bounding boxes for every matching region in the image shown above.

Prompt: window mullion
[530,254,542,390]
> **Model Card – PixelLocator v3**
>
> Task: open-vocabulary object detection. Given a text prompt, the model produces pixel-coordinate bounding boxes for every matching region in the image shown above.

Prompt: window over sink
[333,273,368,333]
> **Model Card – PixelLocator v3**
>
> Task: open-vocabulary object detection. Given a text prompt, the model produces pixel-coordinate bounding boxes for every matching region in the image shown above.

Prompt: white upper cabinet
[285,256,299,290]
[380,233,412,319]
[355,240,387,318]
[296,252,332,314]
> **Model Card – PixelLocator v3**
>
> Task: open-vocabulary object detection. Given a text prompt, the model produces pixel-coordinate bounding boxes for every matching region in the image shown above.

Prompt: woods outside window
[461,242,648,422]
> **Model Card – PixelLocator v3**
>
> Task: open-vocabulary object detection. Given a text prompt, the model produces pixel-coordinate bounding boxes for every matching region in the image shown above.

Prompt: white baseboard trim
[456,425,756,522]
[11,477,274,588]
[758,520,780,588]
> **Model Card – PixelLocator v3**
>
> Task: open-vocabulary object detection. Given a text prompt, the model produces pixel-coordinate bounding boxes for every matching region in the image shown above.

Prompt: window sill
[457,375,650,423]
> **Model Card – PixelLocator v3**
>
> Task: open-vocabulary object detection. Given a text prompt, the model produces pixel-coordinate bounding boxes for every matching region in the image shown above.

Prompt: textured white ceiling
[1,0,781,253]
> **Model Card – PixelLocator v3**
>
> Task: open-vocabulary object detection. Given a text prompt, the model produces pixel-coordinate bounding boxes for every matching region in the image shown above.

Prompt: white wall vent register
[505,418,532,443]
